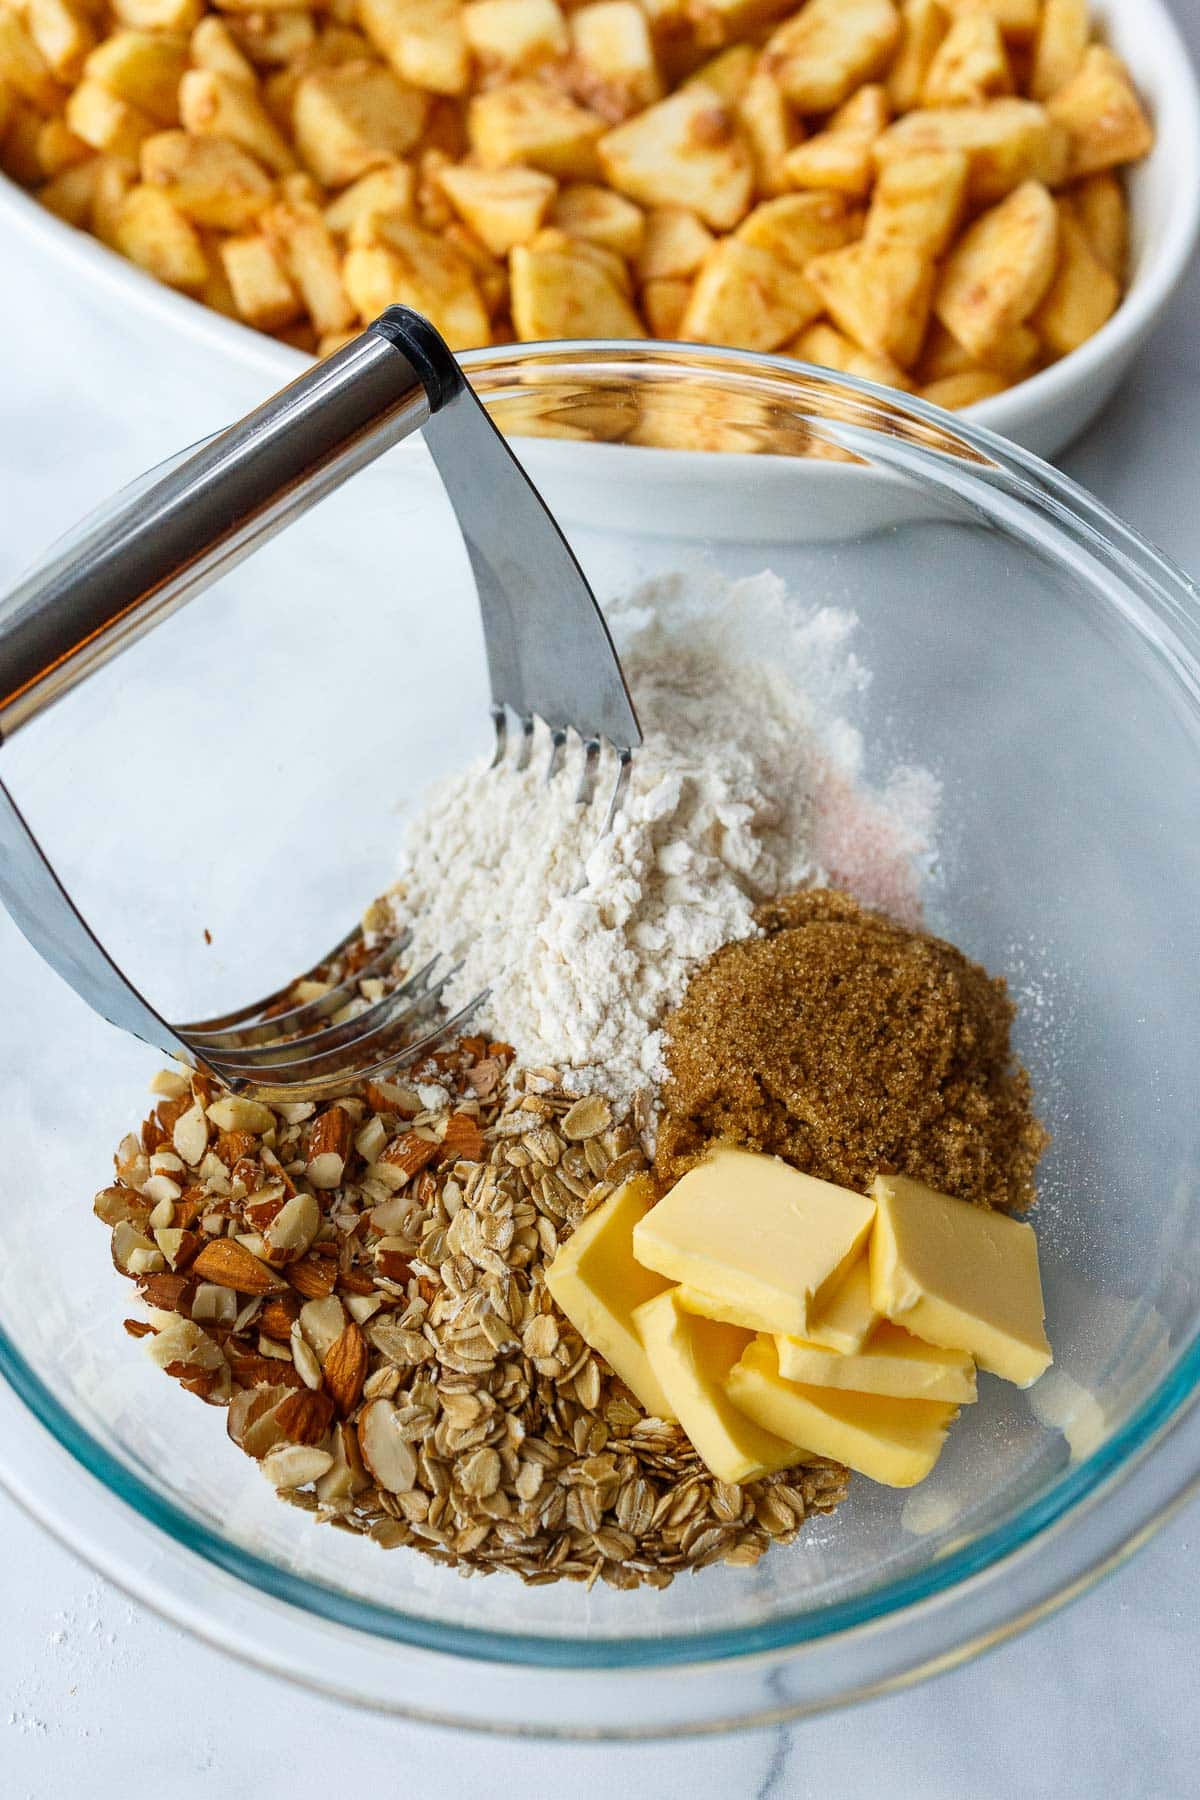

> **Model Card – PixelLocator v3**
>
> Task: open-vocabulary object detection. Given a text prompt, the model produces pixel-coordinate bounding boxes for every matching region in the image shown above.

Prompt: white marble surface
[4,12,1200,1786]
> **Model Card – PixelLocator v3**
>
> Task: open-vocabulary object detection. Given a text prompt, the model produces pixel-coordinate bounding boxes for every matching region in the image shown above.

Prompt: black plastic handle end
[370,309,461,415]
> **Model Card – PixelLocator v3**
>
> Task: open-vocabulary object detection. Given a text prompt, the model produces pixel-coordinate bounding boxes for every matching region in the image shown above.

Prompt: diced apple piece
[681,237,821,351]
[685,0,797,46]
[343,214,489,347]
[220,230,301,328]
[831,82,891,136]
[1046,45,1154,179]
[1029,0,1088,102]
[229,12,316,71]
[65,78,154,160]
[763,0,899,113]
[735,67,797,198]
[411,144,455,231]
[806,239,934,368]
[462,0,568,74]
[921,12,1012,106]
[920,313,1036,378]
[736,190,858,265]
[113,181,208,288]
[359,0,469,98]
[438,162,556,254]
[469,79,605,177]
[1064,170,1127,278]
[84,30,187,126]
[569,1,662,122]
[323,164,414,236]
[39,156,104,225]
[1031,205,1119,356]
[112,0,200,28]
[89,153,135,245]
[528,226,633,295]
[685,43,756,105]
[0,9,62,112]
[551,180,644,256]
[782,85,889,198]
[598,83,753,230]
[444,220,508,315]
[26,0,93,83]
[916,316,973,380]
[189,16,255,84]
[642,274,691,335]
[180,67,297,175]
[874,98,1067,204]
[263,198,356,335]
[510,234,646,339]
[978,322,1038,374]
[292,61,427,186]
[864,148,967,257]
[935,178,1058,361]
[637,204,714,280]
[782,144,866,201]
[944,0,1038,41]
[921,368,1009,407]
[196,237,241,322]
[36,114,89,176]
[789,320,914,391]
[140,130,273,229]
[887,0,948,112]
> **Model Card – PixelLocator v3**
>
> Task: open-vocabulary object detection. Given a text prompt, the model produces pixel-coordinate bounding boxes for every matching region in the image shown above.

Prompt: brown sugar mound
[656,889,1048,1212]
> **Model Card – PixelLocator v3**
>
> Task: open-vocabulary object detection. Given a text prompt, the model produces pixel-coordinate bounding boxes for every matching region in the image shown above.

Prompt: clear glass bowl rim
[4,339,1200,1679]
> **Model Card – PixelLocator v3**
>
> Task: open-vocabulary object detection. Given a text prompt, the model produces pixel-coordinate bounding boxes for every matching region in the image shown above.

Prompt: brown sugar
[656,888,1048,1212]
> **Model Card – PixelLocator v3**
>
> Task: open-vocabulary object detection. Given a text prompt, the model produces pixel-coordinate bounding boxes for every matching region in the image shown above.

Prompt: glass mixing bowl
[2,345,1200,1736]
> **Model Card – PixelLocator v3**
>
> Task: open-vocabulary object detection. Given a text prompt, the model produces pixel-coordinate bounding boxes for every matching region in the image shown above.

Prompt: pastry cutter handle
[0,309,452,741]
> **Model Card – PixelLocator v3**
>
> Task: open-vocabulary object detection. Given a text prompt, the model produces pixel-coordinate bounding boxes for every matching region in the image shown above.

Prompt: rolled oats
[96,1043,849,1587]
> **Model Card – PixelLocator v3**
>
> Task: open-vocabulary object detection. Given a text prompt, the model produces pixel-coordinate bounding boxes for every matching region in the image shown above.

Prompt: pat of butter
[869,1173,1052,1388]
[632,1145,876,1337]
[775,1321,977,1404]
[545,1175,677,1420]
[633,1290,810,1484]
[728,1337,958,1488]
[676,1256,880,1347]
[672,1284,781,1332]
[803,1256,879,1354]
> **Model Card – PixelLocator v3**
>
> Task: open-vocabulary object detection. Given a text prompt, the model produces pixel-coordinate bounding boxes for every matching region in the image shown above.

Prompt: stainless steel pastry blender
[0,308,640,1100]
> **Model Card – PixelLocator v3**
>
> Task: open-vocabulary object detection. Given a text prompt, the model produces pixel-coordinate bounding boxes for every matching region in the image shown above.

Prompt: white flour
[385,569,937,1111]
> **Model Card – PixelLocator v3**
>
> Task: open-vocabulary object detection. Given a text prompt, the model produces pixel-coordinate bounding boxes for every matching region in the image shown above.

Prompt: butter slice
[869,1173,1052,1388]
[632,1145,876,1337]
[775,1322,977,1404]
[545,1175,676,1420]
[633,1291,810,1484]
[728,1337,957,1488]
[676,1257,880,1346]
[802,1256,879,1354]
[673,1284,782,1332]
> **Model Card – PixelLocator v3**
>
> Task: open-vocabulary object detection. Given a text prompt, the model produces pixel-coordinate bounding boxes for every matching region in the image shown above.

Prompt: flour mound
[385,570,938,1112]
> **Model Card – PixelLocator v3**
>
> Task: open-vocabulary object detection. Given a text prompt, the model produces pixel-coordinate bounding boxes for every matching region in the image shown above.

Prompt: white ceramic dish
[0,0,1195,460]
